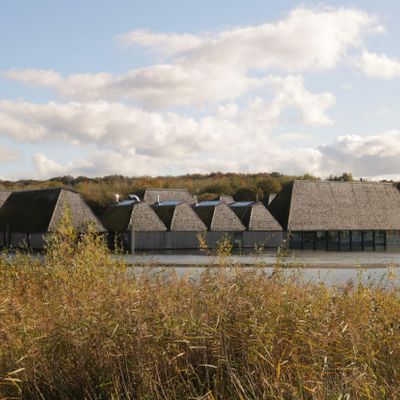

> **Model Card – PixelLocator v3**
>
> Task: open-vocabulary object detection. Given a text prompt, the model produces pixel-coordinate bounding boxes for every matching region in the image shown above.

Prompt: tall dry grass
[1,220,400,398]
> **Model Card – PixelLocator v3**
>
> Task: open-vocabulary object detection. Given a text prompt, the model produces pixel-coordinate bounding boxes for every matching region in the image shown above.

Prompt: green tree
[256,177,282,196]
[234,186,263,201]
[328,172,354,182]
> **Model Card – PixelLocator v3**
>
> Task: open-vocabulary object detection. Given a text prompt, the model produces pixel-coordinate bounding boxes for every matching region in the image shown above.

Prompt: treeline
[0,171,386,216]
[0,172,316,215]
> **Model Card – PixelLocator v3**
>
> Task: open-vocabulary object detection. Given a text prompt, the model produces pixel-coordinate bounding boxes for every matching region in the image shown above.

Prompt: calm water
[127,249,400,287]
[131,265,400,287]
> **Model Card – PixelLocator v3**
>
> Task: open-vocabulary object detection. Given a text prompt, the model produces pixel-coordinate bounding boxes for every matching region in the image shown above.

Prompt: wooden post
[130,224,135,255]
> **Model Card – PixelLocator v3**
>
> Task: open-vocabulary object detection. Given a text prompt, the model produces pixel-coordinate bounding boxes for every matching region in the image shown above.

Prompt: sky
[1,0,400,180]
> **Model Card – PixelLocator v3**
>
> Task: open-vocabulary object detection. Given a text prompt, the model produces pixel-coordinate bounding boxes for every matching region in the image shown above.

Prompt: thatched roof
[231,202,282,231]
[0,188,104,233]
[269,180,400,231]
[213,195,234,204]
[193,202,245,231]
[0,191,11,208]
[152,202,207,231]
[102,201,167,232]
[143,189,194,204]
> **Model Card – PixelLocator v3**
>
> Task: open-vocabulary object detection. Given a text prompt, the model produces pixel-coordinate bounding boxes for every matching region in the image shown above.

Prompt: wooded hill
[0,172,382,216]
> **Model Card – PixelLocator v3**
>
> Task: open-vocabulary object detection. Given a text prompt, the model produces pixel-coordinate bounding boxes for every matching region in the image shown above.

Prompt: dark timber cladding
[143,188,194,204]
[268,180,400,250]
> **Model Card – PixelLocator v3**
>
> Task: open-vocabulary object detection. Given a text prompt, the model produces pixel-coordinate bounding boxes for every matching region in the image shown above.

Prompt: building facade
[268,180,400,251]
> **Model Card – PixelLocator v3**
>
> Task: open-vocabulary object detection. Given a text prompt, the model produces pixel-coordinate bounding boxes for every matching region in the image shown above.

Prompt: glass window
[289,231,302,249]
[387,231,400,249]
[303,231,315,250]
[363,231,374,250]
[339,231,350,251]
[375,231,385,250]
[315,231,326,250]
[327,231,339,251]
[351,231,362,251]
[375,231,385,244]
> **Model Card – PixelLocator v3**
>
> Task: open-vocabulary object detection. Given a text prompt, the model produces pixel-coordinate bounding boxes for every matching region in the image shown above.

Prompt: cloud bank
[1,6,400,179]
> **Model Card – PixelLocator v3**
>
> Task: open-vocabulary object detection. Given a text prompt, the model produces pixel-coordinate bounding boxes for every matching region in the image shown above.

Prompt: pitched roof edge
[169,206,178,231]
[45,188,63,232]
[286,181,295,231]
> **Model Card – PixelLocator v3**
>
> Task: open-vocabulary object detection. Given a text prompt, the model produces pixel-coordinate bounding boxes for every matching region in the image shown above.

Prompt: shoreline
[124,253,400,269]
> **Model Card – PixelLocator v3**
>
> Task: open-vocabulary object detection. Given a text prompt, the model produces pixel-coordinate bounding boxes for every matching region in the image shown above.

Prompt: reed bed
[1,224,400,399]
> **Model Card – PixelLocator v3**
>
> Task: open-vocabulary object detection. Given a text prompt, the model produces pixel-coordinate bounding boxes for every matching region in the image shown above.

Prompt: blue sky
[1,0,400,179]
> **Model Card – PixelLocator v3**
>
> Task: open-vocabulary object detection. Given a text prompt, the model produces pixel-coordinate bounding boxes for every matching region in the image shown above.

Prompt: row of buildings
[1,180,400,251]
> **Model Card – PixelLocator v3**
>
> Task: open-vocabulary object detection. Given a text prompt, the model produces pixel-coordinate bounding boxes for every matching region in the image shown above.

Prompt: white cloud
[2,6,399,180]
[119,7,379,71]
[267,76,335,126]
[17,124,400,181]
[3,65,261,108]
[319,130,400,176]
[32,153,96,179]
[0,100,223,157]
[3,7,381,108]
[358,51,400,79]
[0,74,334,155]
[0,92,335,179]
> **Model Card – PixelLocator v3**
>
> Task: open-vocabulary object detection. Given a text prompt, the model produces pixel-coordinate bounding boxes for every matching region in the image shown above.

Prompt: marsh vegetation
[1,217,400,399]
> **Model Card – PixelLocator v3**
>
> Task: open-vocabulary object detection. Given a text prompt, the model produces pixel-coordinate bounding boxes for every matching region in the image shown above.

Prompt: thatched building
[0,188,104,249]
[269,180,400,250]
[192,201,245,247]
[231,201,283,248]
[152,201,207,249]
[102,200,167,251]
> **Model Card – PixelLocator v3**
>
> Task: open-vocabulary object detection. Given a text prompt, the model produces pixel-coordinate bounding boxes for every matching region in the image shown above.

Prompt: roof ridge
[146,188,189,191]
[294,179,396,186]
[8,187,77,194]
